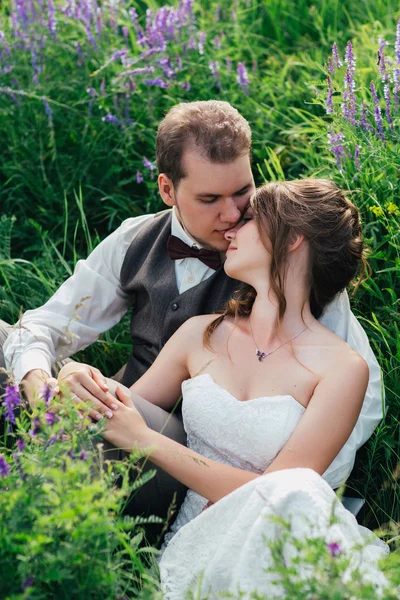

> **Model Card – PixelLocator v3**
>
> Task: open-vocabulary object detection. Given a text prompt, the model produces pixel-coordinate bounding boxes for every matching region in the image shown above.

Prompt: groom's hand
[57,361,119,422]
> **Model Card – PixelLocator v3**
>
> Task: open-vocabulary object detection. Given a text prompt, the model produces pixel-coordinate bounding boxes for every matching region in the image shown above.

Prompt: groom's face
[159,149,255,251]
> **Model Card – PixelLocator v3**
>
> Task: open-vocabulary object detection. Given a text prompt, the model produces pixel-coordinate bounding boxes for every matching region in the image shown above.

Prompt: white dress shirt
[4,208,384,488]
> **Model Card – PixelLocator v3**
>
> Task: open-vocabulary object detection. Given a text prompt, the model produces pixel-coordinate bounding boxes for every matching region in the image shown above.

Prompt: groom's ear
[287,232,305,253]
[158,173,176,207]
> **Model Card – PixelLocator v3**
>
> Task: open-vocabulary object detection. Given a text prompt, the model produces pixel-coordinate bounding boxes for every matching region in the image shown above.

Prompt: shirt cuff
[11,351,52,387]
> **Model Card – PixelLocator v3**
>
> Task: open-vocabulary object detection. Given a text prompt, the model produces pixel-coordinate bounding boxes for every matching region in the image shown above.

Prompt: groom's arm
[4,214,154,401]
[319,291,384,488]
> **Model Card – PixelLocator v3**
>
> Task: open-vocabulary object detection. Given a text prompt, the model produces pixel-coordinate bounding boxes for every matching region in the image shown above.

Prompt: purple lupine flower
[359,102,372,131]
[354,144,361,171]
[214,36,221,50]
[47,0,56,36]
[100,79,106,95]
[209,60,220,84]
[237,62,250,93]
[79,449,88,460]
[176,54,182,70]
[341,41,356,124]
[110,49,128,63]
[0,455,10,477]
[122,26,129,39]
[143,157,156,170]
[328,542,342,558]
[30,417,42,436]
[370,81,379,104]
[226,57,232,72]
[87,87,96,97]
[331,42,342,71]
[45,411,57,426]
[136,171,144,184]
[12,452,25,480]
[2,385,21,424]
[181,81,191,91]
[327,130,346,169]
[383,83,393,127]
[21,578,34,592]
[120,66,155,76]
[396,18,400,64]
[17,439,25,452]
[215,4,221,21]
[198,31,206,55]
[67,449,75,460]
[326,75,334,114]
[40,382,54,406]
[143,77,169,88]
[378,38,389,83]
[188,35,196,50]
[102,113,120,125]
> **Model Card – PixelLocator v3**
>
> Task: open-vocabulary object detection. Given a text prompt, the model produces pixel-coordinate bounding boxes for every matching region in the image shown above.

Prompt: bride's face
[224,206,272,285]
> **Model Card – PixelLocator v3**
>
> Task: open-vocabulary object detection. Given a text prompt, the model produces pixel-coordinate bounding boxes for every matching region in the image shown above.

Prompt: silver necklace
[248,318,314,362]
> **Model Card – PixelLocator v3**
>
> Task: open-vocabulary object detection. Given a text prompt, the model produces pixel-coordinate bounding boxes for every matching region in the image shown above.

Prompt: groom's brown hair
[156,100,251,187]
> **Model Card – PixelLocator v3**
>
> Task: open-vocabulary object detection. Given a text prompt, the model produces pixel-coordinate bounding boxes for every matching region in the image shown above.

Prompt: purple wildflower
[87,87,96,97]
[396,19,400,63]
[17,439,25,452]
[122,26,129,39]
[100,79,106,95]
[45,411,57,426]
[79,449,88,460]
[102,113,120,125]
[370,81,379,104]
[143,157,156,171]
[2,385,21,425]
[67,449,76,460]
[359,102,372,132]
[378,38,388,83]
[331,42,342,72]
[0,455,10,477]
[47,0,56,37]
[226,57,232,72]
[136,171,144,184]
[181,81,191,91]
[110,49,128,63]
[354,144,361,171]
[188,35,196,50]
[214,36,221,50]
[215,4,221,21]
[42,96,52,119]
[341,41,356,124]
[40,382,54,406]
[21,578,34,592]
[327,130,346,169]
[12,452,25,480]
[198,31,206,55]
[209,60,220,86]
[231,9,237,21]
[328,542,342,558]
[326,75,334,114]
[384,84,393,127]
[237,62,250,93]
[29,417,42,437]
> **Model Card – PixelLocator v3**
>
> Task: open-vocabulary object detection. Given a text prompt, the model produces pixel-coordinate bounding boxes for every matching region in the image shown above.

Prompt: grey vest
[119,210,240,387]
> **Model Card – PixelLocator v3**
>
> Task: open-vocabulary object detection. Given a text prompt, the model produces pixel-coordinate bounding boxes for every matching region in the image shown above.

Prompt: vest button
[171,302,179,311]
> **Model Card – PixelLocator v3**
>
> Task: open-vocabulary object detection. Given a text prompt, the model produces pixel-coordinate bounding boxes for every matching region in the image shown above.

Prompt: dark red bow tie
[167,235,222,270]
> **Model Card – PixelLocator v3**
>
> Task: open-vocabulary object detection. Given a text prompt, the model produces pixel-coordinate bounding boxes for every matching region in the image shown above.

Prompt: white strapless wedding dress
[159,374,389,599]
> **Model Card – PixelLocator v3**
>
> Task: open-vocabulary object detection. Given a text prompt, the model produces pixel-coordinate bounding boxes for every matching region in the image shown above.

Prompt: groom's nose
[219,197,242,224]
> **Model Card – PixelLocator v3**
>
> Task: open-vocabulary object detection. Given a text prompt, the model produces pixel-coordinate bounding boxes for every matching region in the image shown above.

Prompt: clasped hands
[51,361,149,451]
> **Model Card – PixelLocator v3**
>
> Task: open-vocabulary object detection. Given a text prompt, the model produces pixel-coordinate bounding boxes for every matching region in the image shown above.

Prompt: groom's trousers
[0,319,188,546]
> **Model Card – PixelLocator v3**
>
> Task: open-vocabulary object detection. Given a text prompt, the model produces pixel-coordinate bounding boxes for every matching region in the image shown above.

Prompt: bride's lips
[226,245,237,253]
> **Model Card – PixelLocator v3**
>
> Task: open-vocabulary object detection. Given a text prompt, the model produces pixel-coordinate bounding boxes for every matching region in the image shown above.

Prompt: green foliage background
[0,0,399,561]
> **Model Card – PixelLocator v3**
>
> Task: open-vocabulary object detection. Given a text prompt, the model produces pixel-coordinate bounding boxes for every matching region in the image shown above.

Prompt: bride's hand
[101,386,149,451]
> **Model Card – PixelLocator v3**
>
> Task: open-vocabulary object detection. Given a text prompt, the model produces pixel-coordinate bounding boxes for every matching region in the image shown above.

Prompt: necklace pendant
[256,350,267,362]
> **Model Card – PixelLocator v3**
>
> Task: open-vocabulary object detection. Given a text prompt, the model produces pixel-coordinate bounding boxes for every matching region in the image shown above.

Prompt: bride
[101,179,389,597]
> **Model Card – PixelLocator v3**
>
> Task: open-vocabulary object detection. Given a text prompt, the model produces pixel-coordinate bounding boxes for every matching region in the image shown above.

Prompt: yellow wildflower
[369,206,384,218]
[385,202,400,216]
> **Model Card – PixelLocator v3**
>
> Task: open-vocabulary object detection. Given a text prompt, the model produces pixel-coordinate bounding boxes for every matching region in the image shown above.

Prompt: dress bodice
[163,373,305,545]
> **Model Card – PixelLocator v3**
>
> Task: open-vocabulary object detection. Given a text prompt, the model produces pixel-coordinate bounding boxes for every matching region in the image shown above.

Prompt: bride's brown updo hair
[204,178,369,345]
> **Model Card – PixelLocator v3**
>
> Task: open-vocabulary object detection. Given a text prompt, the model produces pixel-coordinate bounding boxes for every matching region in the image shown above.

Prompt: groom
[1,100,383,527]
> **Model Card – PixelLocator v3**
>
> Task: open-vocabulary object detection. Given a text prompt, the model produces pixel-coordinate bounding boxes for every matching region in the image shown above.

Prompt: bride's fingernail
[95,413,102,421]
[111,403,118,410]
[105,410,113,419]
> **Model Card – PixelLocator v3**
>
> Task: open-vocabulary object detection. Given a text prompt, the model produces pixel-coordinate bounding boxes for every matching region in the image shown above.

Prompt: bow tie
[167,235,222,270]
